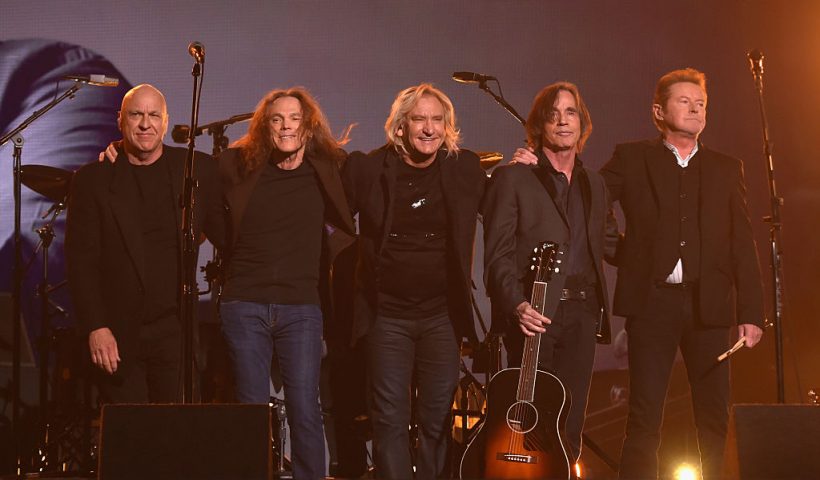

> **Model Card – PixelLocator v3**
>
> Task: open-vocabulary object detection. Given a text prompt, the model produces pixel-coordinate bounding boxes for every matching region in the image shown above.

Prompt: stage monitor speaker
[724,404,820,479]
[99,403,272,480]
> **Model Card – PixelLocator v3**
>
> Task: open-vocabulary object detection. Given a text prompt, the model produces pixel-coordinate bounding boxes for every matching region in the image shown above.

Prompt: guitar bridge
[496,452,537,464]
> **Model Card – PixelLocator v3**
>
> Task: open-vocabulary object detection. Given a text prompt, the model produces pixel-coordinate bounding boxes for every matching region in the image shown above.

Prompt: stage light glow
[575,461,583,478]
[674,462,699,480]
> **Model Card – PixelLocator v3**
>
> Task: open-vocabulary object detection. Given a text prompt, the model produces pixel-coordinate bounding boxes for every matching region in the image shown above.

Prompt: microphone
[452,71,496,84]
[171,112,254,143]
[63,74,119,87]
[172,125,191,144]
[188,41,205,63]
[747,49,764,77]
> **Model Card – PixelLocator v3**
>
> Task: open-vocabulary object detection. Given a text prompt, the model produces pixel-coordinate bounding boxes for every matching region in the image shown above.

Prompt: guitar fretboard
[517,280,548,402]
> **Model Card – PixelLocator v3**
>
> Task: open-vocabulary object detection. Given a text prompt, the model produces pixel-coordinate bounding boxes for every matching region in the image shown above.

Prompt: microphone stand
[0,81,84,474]
[748,50,786,403]
[180,57,204,403]
[476,78,526,126]
[454,73,524,380]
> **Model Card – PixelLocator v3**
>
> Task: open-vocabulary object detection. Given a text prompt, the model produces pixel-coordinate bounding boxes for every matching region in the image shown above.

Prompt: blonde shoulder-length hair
[384,83,460,157]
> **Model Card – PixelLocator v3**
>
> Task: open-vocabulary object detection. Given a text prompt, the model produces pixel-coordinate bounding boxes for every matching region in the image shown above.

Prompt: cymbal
[20,164,73,203]
[477,151,503,170]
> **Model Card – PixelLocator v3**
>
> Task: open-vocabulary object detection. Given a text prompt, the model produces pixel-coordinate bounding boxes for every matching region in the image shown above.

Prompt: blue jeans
[220,301,325,480]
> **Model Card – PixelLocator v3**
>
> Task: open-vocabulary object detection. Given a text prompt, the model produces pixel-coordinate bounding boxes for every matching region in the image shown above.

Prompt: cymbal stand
[32,201,68,471]
[0,81,84,475]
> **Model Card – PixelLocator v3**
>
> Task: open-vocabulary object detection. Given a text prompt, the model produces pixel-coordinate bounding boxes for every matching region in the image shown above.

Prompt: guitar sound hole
[505,401,539,434]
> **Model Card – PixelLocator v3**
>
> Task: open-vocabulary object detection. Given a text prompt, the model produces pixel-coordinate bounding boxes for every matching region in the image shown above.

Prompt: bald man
[66,84,220,403]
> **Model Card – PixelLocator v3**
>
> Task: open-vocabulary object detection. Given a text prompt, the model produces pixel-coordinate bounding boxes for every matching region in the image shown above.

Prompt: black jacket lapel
[108,152,145,287]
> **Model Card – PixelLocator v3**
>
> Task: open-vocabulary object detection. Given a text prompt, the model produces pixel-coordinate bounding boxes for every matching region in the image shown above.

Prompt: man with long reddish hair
[215,87,355,480]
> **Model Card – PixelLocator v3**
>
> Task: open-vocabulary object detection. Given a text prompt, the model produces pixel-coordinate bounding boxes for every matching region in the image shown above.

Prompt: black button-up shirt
[537,152,597,289]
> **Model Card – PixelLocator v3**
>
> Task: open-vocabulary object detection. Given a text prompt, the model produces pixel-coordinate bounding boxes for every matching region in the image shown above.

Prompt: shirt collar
[662,139,699,168]
[537,149,583,175]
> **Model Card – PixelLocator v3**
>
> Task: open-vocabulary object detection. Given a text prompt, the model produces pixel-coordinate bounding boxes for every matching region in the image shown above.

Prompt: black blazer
[600,138,765,327]
[342,145,486,345]
[66,145,218,361]
[213,146,356,295]
[483,158,616,343]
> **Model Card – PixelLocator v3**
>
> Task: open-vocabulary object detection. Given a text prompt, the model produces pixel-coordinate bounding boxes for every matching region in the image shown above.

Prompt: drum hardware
[477,151,503,171]
[17,165,94,475]
[270,397,292,479]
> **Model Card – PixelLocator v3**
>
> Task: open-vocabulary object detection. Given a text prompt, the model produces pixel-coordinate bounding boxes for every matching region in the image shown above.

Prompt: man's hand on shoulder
[510,146,538,166]
[97,141,121,164]
[89,327,121,374]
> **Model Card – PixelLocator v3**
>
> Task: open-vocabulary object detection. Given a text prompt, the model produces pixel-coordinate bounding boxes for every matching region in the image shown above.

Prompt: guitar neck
[517,280,548,402]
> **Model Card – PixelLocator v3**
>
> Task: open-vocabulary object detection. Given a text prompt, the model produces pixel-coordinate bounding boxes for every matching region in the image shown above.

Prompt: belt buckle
[560,288,587,301]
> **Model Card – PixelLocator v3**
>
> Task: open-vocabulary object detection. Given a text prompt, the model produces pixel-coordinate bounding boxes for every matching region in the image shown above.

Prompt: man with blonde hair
[342,83,486,478]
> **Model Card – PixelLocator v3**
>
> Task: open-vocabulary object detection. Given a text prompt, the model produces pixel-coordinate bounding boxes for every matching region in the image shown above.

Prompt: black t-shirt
[377,158,449,318]
[130,154,179,324]
[222,158,324,304]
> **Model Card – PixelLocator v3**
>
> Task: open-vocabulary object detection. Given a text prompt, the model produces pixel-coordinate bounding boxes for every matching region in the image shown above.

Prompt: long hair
[231,87,347,176]
[525,82,593,153]
[652,68,707,132]
[384,83,460,157]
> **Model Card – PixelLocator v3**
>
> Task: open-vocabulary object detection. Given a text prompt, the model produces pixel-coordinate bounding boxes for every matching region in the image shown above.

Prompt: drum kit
[6,163,95,474]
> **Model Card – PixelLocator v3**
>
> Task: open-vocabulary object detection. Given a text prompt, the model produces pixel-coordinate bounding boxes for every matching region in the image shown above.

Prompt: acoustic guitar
[460,241,573,479]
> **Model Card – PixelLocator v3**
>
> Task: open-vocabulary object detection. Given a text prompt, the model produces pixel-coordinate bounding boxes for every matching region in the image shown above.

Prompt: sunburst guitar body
[459,241,574,479]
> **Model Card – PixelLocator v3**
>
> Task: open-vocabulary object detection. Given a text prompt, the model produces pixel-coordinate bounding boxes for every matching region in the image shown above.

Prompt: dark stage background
[1,0,819,475]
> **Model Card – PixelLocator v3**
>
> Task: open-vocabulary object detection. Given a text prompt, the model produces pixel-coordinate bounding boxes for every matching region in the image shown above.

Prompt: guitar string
[510,280,544,456]
[506,247,555,462]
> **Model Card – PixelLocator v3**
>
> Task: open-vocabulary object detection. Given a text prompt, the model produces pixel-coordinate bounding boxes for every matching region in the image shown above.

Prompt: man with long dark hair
[486,82,616,464]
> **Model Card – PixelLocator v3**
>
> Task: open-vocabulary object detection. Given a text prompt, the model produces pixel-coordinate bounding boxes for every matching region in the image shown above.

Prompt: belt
[560,288,589,301]
[654,281,697,290]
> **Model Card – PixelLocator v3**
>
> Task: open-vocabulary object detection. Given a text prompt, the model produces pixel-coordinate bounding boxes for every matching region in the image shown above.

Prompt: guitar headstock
[529,241,560,284]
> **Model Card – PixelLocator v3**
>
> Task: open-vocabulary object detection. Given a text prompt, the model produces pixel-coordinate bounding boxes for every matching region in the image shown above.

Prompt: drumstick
[717,336,747,362]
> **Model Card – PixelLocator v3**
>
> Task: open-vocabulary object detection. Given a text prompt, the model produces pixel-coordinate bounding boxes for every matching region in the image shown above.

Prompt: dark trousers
[505,296,599,462]
[96,315,181,404]
[328,339,369,478]
[618,285,731,480]
[368,312,460,479]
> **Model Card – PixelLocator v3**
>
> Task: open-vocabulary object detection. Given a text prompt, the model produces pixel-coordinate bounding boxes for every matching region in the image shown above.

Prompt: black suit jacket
[483,159,616,343]
[66,145,218,361]
[213,146,356,297]
[342,145,486,345]
[600,138,765,327]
